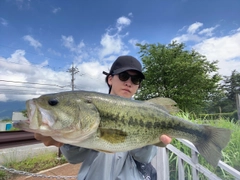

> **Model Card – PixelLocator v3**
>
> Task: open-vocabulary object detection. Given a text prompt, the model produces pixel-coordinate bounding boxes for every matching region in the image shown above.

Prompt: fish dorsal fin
[146,97,179,114]
[99,128,127,144]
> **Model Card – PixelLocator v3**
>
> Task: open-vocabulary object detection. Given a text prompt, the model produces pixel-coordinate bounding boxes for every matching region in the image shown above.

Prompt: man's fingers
[160,135,172,145]
[34,133,63,147]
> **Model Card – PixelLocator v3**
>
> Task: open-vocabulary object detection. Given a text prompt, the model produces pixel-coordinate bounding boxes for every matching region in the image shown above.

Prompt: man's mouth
[122,89,131,93]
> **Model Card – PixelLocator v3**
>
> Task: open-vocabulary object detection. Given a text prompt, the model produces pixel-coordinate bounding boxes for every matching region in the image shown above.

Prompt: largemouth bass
[13,90,231,167]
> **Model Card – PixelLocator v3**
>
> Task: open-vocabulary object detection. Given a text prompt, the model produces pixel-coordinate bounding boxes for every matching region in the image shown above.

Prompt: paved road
[13,163,81,180]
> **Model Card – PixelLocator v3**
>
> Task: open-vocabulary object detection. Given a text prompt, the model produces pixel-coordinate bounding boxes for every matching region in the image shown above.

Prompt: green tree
[135,42,221,113]
[203,87,226,113]
[206,70,240,113]
[221,70,240,112]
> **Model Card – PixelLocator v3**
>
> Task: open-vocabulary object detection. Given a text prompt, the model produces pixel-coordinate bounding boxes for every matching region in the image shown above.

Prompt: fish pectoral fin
[99,128,127,144]
[154,141,167,147]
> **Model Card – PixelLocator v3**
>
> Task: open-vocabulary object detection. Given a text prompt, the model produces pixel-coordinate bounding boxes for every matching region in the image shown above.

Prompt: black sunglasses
[118,71,142,85]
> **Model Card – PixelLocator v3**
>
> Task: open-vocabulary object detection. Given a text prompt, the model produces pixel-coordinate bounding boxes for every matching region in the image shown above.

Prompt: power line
[0,79,66,88]
[0,87,71,92]
[0,84,70,90]
[0,91,54,95]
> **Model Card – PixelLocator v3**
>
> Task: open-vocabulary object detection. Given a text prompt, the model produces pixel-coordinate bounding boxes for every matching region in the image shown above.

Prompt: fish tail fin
[194,125,231,167]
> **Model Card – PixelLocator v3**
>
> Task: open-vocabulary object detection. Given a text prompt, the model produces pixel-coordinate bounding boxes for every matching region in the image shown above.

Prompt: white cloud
[23,35,42,49]
[0,94,8,102]
[173,34,203,43]
[172,22,219,43]
[128,13,133,17]
[48,48,61,56]
[60,15,131,62]
[198,25,218,37]
[0,50,109,102]
[99,33,125,58]
[98,16,131,60]
[116,16,131,32]
[192,30,240,76]
[0,17,8,26]
[61,35,85,54]
[187,22,203,34]
[173,22,240,76]
[52,7,61,14]
[172,22,207,43]
[128,39,138,47]
[128,38,147,48]
[117,16,131,26]
[177,25,187,33]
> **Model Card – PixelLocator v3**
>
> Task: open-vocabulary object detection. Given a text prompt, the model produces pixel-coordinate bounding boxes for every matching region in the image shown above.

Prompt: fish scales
[13,90,231,167]
[91,96,204,143]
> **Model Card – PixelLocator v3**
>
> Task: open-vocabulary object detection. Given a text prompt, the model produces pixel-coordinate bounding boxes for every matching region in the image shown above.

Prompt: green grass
[0,152,67,180]
[169,112,240,180]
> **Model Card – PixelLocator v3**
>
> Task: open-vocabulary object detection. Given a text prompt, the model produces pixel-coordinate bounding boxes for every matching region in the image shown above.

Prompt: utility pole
[67,63,79,91]
[236,94,240,121]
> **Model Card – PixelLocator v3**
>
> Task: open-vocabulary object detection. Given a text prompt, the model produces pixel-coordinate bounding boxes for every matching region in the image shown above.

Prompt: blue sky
[0,0,240,102]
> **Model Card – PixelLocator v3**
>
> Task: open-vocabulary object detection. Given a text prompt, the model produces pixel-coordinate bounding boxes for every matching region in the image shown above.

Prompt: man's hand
[160,135,172,145]
[34,133,63,147]
[34,133,171,148]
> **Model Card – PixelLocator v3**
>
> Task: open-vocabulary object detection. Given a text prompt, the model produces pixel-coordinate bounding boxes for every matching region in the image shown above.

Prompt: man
[35,55,171,179]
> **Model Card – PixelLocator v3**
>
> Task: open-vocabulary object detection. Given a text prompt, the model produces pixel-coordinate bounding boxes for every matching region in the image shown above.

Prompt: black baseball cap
[103,55,145,79]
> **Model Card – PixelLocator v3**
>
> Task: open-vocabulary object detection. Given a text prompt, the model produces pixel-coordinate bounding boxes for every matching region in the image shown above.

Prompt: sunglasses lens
[118,72,142,85]
[131,77,141,85]
[118,72,130,81]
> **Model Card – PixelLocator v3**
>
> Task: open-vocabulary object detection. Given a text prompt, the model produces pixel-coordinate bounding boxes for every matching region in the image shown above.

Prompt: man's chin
[120,90,132,98]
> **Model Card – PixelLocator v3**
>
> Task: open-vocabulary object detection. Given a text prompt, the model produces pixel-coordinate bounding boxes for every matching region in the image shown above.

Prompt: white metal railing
[151,139,240,180]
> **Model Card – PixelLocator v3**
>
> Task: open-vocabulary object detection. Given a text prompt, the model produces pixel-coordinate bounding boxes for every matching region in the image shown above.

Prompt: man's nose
[124,78,132,86]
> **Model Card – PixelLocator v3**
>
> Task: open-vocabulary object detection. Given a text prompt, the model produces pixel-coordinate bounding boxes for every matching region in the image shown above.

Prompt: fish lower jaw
[39,125,52,131]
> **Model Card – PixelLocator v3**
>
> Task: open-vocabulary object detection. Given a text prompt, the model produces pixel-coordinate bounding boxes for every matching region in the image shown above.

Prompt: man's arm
[34,133,93,164]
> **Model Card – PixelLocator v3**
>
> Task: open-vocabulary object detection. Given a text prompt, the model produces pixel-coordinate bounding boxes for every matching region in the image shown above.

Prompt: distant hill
[0,101,26,120]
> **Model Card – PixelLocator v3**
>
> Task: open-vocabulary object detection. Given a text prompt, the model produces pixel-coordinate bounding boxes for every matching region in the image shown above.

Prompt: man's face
[108,70,141,98]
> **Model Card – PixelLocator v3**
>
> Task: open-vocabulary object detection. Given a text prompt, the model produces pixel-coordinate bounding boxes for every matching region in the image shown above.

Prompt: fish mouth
[26,99,39,129]
[27,100,36,121]
[12,119,31,131]
[26,100,54,130]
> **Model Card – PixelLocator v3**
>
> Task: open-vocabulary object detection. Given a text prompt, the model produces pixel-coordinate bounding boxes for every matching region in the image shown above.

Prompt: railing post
[191,149,199,180]
[151,147,169,180]
[236,94,240,121]
[178,156,184,179]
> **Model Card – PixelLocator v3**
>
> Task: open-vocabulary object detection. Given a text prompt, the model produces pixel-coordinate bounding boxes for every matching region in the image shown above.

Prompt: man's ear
[108,75,113,86]
[138,83,141,89]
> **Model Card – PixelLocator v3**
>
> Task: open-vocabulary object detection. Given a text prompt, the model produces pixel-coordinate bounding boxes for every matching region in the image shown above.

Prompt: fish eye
[48,99,59,106]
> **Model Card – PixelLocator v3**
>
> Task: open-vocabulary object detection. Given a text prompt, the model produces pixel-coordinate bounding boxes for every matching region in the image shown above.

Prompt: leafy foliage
[21,109,28,118]
[0,118,11,122]
[204,70,240,114]
[135,42,221,113]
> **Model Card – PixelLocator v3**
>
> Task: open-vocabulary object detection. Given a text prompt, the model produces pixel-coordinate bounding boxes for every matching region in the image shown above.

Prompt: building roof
[12,112,28,121]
